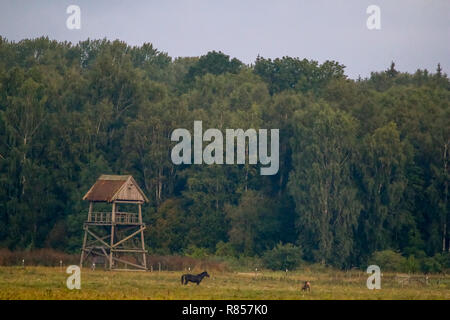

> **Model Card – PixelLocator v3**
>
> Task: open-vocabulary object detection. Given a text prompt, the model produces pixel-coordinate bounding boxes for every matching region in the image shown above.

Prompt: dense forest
[0,37,448,271]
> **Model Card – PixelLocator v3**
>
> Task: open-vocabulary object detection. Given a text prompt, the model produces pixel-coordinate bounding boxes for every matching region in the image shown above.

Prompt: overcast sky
[0,0,448,78]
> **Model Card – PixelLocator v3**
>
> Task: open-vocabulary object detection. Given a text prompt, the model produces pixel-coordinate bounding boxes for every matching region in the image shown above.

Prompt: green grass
[0,267,449,300]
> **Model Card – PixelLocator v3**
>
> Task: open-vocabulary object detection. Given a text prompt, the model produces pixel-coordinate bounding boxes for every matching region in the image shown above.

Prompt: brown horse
[301,281,311,292]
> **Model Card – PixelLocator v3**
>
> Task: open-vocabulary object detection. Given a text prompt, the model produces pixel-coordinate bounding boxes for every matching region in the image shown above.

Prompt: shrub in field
[369,250,407,272]
[436,252,450,272]
[184,245,211,259]
[262,243,303,271]
[215,241,238,257]
[369,250,450,273]
[421,256,443,273]
[404,255,420,273]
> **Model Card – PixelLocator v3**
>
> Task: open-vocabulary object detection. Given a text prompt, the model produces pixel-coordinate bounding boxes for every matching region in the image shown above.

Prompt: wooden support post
[88,202,93,222]
[110,202,116,270]
[139,203,147,269]
[80,225,88,267]
[80,202,94,268]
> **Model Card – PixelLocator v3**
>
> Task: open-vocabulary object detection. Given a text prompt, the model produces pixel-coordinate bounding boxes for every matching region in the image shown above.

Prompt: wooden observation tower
[79,175,149,271]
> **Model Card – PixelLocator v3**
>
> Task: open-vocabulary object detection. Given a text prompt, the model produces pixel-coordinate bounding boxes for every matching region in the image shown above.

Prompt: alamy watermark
[63,5,379,31]
[366,5,381,30]
[366,265,381,289]
[171,121,279,175]
[66,265,81,290]
[66,5,81,30]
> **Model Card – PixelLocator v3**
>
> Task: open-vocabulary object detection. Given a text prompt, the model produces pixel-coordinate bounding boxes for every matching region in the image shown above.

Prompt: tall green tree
[288,104,361,267]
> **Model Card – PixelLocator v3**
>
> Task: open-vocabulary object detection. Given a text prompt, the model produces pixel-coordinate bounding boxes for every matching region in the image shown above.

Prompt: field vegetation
[0,266,448,300]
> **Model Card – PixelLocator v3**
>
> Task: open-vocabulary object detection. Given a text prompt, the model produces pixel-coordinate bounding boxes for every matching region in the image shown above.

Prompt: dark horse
[181,271,210,285]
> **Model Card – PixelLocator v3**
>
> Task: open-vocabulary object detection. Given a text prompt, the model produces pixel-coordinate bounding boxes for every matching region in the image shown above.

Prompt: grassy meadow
[0,266,449,300]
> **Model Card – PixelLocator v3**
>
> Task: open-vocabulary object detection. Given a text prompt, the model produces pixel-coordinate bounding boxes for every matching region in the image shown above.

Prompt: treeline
[0,37,448,270]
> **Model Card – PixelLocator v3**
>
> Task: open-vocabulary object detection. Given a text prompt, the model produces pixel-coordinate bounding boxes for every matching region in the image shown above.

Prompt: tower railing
[87,212,140,224]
